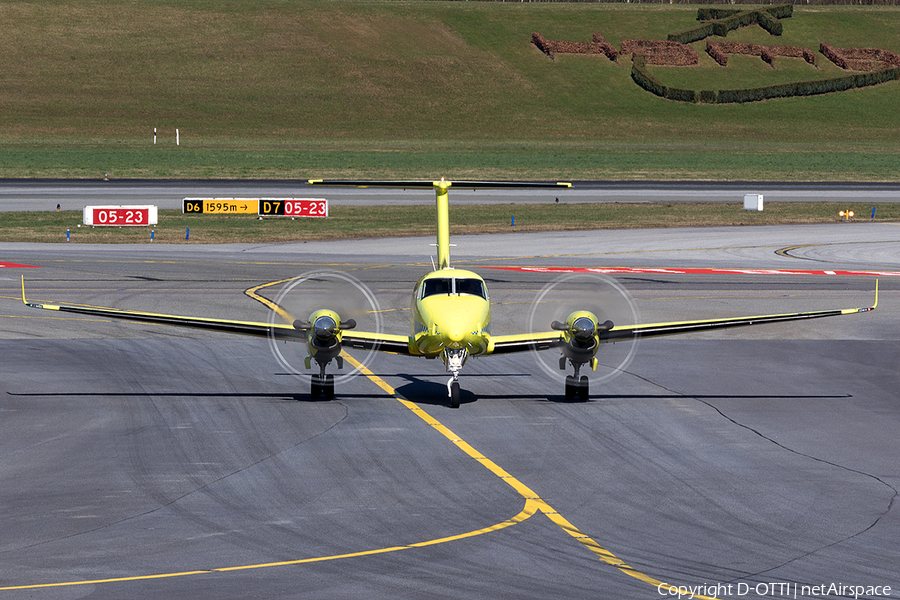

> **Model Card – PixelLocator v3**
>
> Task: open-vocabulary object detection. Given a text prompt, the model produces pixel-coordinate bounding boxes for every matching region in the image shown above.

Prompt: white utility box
[743,194,763,211]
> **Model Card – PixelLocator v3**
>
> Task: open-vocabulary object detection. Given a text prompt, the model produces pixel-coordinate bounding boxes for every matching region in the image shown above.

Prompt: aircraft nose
[439,318,467,347]
[446,328,465,343]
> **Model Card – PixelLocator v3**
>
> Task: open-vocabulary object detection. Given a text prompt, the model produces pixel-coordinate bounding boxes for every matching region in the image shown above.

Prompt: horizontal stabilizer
[308,179,571,190]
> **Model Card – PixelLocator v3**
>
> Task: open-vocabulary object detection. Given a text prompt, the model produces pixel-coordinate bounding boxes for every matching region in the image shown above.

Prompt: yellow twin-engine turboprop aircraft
[23,179,877,409]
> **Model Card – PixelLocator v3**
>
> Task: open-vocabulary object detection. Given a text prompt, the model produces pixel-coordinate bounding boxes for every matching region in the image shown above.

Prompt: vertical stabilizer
[306,179,573,272]
[435,180,452,269]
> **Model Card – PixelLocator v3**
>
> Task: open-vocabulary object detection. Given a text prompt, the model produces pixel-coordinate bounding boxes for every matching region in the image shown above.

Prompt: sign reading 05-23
[258,198,328,217]
[83,205,158,226]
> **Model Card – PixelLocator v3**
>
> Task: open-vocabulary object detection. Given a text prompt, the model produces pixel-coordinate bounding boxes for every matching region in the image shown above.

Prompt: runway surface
[2,180,900,212]
[1,223,899,599]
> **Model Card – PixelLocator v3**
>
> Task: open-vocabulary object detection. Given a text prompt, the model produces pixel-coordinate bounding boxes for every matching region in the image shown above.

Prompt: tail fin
[435,180,452,269]
[307,179,572,271]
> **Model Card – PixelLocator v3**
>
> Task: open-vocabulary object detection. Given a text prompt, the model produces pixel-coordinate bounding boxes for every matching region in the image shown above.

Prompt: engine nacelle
[552,310,614,369]
[294,309,356,367]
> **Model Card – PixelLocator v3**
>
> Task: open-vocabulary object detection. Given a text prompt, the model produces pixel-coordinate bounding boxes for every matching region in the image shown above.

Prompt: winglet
[21,275,47,310]
[844,279,879,314]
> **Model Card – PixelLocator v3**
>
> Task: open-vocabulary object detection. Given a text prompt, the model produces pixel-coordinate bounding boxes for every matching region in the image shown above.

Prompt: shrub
[821,42,900,71]
[532,31,617,61]
[671,6,791,44]
[622,39,698,65]
[708,41,817,68]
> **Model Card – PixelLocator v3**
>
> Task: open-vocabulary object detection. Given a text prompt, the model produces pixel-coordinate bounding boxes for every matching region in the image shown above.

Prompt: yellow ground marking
[245,276,721,597]
[0,504,535,591]
[340,352,721,600]
[1,277,718,596]
[243,277,297,323]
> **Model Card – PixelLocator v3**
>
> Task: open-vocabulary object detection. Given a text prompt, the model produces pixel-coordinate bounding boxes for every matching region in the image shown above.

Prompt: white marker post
[176,129,180,146]
[153,127,157,144]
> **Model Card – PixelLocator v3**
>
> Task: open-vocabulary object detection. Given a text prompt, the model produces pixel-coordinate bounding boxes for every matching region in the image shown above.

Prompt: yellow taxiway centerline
[339,351,722,600]
[1,279,720,598]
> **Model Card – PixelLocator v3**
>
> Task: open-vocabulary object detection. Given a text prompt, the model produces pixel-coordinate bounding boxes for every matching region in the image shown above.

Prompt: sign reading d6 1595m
[258,198,328,218]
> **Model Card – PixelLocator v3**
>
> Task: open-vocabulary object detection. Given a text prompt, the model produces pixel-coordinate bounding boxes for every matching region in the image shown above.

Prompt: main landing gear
[310,373,335,399]
[561,356,589,402]
[565,375,589,402]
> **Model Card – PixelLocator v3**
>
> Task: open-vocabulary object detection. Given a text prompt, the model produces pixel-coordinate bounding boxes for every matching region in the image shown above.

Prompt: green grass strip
[3,203,897,245]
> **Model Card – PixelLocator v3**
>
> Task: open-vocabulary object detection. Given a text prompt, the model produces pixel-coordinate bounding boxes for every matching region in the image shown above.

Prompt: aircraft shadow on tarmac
[6,387,853,405]
[4,391,384,403]
[391,375,853,406]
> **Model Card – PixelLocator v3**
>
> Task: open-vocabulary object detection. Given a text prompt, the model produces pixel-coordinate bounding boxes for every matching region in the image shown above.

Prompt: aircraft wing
[489,282,878,353]
[23,289,303,340]
[21,277,412,352]
[605,301,876,341]
[340,330,412,354]
[489,331,565,354]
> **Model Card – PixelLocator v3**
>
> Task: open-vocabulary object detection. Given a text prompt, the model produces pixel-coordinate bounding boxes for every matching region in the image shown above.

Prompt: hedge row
[633,49,900,103]
[707,41,817,68]
[621,39,698,65]
[821,42,900,71]
[696,5,792,21]
[531,31,617,61]
[592,33,619,62]
[669,5,791,44]
[713,67,900,102]
[440,0,900,4]
[630,54,699,101]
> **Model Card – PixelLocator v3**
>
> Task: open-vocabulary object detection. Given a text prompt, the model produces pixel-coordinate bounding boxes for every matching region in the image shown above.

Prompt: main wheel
[450,381,460,409]
[577,375,590,402]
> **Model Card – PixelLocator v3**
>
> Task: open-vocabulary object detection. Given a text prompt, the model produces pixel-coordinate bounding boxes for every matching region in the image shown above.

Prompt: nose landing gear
[443,348,466,409]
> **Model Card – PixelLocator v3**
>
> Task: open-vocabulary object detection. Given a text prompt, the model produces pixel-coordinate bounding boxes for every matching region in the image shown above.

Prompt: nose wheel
[443,348,466,409]
[447,379,460,409]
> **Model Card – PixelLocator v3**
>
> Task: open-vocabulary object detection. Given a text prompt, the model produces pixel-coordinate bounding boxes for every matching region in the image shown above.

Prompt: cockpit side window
[422,278,452,298]
[456,278,486,299]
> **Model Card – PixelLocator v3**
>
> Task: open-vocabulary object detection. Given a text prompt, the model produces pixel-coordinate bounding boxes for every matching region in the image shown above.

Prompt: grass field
[3,202,896,244]
[1,2,899,181]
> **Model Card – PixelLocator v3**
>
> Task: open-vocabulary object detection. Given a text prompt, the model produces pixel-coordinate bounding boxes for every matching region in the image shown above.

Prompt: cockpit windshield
[422,277,486,299]
[455,278,486,298]
[423,278,452,297]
